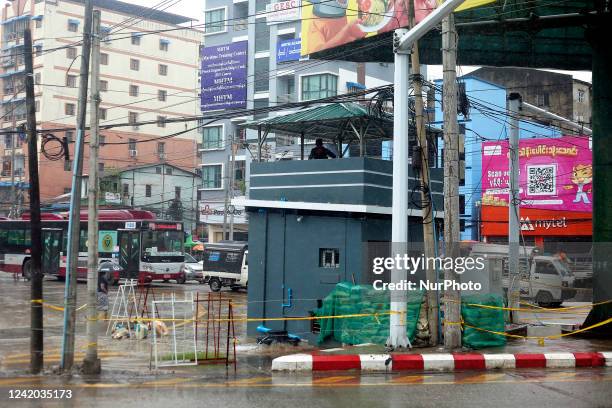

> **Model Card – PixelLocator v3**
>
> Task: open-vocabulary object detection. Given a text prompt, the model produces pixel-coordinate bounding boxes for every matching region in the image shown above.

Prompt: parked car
[181,253,204,283]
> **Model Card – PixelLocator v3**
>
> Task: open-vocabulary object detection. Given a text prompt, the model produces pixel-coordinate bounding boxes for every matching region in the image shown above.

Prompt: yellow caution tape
[30,299,87,312]
[462,316,612,341]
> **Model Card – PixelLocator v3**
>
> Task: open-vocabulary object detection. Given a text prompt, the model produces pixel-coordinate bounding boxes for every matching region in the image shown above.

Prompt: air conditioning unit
[129,149,137,157]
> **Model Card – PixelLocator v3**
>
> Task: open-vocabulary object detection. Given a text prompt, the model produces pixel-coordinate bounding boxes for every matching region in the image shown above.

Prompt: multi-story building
[0,0,202,217]
[431,76,563,241]
[470,67,592,128]
[199,0,403,242]
[97,163,200,232]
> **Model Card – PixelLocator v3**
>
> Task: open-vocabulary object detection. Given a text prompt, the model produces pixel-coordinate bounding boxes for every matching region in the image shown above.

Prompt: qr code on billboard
[527,165,556,195]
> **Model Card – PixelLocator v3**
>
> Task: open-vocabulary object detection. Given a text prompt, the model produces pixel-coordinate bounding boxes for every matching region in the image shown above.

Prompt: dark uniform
[309,145,337,160]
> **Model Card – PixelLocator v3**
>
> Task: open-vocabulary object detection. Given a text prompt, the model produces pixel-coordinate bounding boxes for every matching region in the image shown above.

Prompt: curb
[271,352,612,372]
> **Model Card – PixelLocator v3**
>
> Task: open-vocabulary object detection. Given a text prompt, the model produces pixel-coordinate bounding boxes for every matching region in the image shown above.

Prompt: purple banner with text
[200,41,248,112]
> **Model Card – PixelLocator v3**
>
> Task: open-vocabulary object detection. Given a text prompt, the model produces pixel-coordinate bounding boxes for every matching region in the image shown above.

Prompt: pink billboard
[481,136,592,212]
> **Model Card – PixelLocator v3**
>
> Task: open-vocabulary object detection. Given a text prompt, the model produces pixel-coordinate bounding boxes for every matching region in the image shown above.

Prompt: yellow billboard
[300,0,495,56]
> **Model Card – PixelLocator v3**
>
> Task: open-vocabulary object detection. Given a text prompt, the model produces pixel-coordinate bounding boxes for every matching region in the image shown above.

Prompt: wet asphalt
[0,274,611,408]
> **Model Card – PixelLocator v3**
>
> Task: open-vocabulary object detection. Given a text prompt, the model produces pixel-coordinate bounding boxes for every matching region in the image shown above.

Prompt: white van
[198,242,248,292]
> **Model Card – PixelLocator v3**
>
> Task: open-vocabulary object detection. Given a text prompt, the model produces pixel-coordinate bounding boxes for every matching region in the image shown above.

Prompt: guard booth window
[319,248,340,268]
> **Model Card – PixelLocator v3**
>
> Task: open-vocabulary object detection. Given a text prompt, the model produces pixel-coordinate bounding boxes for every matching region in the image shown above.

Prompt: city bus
[0,209,187,284]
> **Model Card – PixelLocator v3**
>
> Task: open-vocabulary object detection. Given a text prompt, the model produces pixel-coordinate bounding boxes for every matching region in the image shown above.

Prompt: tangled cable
[41,133,67,161]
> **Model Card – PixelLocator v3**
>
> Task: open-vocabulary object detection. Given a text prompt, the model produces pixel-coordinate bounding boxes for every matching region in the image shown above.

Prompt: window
[234,160,245,184]
[66,74,77,87]
[202,126,223,149]
[122,183,129,196]
[67,20,79,32]
[65,130,74,143]
[128,138,136,151]
[175,186,181,199]
[129,84,139,97]
[256,0,269,13]
[156,166,162,174]
[158,89,167,101]
[35,100,40,112]
[204,8,226,34]
[233,3,248,31]
[128,111,138,125]
[131,34,141,45]
[301,74,337,101]
[577,89,585,103]
[99,108,107,120]
[66,47,77,59]
[34,73,41,84]
[99,135,106,145]
[159,39,169,51]
[319,248,340,268]
[100,80,108,92]
[157,142,165,154]
[536,92,549,107]
[35,19,42,29]
[130,58,140,71]
[64,160,72,171]
[165,166,172,175]
[254,19,270,52]
[202,164,222,189]
[157,116,166,128]
[98,162,105,172]
[145,184,152,197]
[65,103,76,116]
[254,57,269,93]
[35,46,42,57]
[253,98,269,119]
[536,261,558,275]
[158,64,168,76]
[100,53,108,65]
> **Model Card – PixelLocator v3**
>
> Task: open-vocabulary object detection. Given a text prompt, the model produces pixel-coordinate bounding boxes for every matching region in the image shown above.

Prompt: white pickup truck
[469,243,576,307]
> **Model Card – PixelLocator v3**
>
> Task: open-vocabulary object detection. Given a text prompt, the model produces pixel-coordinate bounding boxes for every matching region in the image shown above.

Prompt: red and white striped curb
[271,352,612,372]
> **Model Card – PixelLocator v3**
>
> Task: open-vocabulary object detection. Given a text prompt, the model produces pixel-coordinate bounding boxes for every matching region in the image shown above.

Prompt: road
[0,274,609,407]
[0,368,610,407]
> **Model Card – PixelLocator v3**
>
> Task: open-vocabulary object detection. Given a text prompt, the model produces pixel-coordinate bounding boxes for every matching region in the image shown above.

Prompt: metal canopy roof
[240,102,440,143]
[312,1,605,70]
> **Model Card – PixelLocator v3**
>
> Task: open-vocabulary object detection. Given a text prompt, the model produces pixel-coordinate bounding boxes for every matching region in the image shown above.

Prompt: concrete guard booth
[237,103,444,344]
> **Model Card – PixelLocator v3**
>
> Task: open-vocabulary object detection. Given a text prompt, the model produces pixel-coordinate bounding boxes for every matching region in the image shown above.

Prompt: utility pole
[61,0,93,372]
[442,13,462,350]
[388,28,411,349]
[229,135,236,241]
[83,10,101,375]
[408,0,438,346]
[9,10,21,220]
[389,0,467,349]
[24,28,43,374]
[222,135,234,240]
[9,130,15,217]
[507,92,522,323]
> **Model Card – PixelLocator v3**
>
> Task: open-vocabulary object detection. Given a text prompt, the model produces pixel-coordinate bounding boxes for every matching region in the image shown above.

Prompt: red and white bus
[0,209,186,284]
